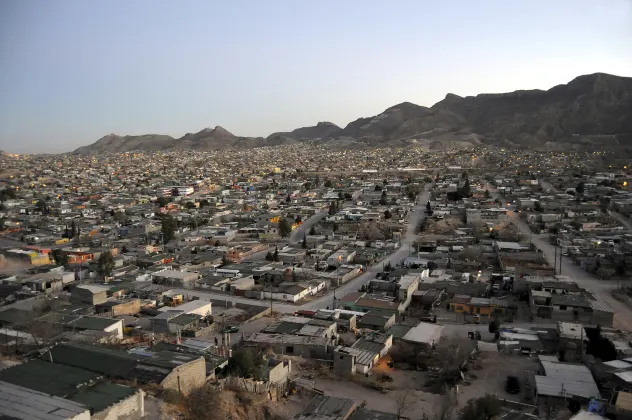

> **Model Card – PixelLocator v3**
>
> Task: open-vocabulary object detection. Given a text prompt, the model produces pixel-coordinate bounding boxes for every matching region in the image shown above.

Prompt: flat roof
[557,322,586,340]
[245,333,329,346]
[296,395,356,420]
[0,359,98,397]
[0,380,90,420]
[402,322,443,345]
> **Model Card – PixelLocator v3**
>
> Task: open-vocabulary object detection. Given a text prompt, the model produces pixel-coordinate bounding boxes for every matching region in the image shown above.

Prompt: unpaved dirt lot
[457,351,540,407]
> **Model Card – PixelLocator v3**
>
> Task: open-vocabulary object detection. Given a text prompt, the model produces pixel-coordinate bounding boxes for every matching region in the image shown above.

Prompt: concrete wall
[333,352,355,376]
[92,389,145,420]
[161,357,206,395]
[267,360,292,384]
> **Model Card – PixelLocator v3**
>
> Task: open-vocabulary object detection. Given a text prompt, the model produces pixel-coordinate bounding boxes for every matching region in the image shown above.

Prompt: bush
[460,394,501,420]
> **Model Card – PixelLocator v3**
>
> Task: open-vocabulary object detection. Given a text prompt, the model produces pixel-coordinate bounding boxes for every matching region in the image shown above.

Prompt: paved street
[176,184,433,314]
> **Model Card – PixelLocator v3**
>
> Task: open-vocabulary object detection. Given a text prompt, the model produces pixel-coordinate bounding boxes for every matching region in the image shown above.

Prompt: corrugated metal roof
[402,322,443,345]
[536,361,600,399]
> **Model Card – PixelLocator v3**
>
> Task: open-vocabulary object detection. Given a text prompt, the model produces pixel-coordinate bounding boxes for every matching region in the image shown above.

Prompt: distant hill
[72,72,632,154]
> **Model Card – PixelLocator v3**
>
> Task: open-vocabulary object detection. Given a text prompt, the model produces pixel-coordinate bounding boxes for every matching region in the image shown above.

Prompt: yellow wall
[450,303,505,317]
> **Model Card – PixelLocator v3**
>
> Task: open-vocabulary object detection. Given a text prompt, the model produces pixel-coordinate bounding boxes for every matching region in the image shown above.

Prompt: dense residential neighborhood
[2,145,632,419]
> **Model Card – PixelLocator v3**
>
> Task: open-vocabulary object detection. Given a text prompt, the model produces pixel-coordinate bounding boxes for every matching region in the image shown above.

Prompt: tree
[161,214,177,243]
[488,318,500,334]
[157,196,171,207]
[199,199,210,208]
[484,189,491,198]
[460,395,501,420]
[51,249,69,266]
[171,187,179,197]
[314,175,320,186]
[265,251,274,261]
[344,192,352,200]
[295,215,302,224]
[309,225,316,235]
[35,199,48,215]
[534,200,543,212]
[182,384,221,420]
[328,201,337,216]
[324,179,333,188]
[97,251,115,277]
[427,260,437,271]
[426,201,431,212]
[338,191,344,200]
[302,234,307,249]
[121,245,129,254]
[374,184,382,192]
[273,247,279,262]
[384,209,392,219]
[394,390,414,419]
[576,182,585,195]
[70,220,77,239]
[384,261,392,271]
[278,217,292,238]
[184,201,196,210]
[222,255,230,266]
[226,348,264,379]
[285,195,291,203]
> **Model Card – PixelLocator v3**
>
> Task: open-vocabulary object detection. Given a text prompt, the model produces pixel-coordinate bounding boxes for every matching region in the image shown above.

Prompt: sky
[0,0,631,153]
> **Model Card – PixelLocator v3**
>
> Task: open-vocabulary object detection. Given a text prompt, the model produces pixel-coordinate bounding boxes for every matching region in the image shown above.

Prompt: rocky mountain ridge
[72,72,632,154]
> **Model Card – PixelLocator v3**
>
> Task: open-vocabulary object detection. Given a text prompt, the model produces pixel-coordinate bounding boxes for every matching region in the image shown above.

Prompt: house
[71,285,108,305]
[67,316,124,339]
[327,250,356,268]
[465,208,508,226]
[0,380,91,420]
[0,360,145,419]
[151,269,199,286]
[356,311,395,332]
[243,333,332,359]
[349,333,393,374]
[401,322,443,349]
[532,359,600,405]
[449,295,509,319]
[46,342,206,395]
[95,299,141,316]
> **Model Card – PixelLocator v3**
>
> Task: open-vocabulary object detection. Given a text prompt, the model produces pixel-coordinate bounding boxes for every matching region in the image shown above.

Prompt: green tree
[484,189,491,198]
[309,225,316,235]
[35,199,48,215]
[324,179,333,188]
[97,251,115,277]
[70,220,78,239]
[576,182,585,195]
[51,249,69,266]
[384,209,392,219]
[161,214,177,243]
[302,234,307,249]
[265,251,274,261]
[226,348,264,379]
[222,255,231,266]
[278,217,292,237]
[157,196,171,207]
[460,395,501,420]
[328,201,337,216]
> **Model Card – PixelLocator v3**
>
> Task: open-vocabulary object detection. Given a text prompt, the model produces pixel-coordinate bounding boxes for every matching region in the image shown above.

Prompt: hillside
[72,72,632,154]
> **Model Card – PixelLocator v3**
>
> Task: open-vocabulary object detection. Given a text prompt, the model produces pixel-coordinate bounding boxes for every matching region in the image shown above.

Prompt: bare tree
[395,389,415,419]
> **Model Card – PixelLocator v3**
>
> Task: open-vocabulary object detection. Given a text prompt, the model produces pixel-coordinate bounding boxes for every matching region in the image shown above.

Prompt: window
[559,305,567,310]
[476,308,480,314]
[340,356,345,360]
[286,346,294,354]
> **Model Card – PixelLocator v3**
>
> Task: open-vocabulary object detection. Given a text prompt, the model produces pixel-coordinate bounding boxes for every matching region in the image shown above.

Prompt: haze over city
[1,0,631,153]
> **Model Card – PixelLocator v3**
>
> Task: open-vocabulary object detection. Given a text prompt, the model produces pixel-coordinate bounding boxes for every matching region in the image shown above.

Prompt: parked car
[223,326,239,334]
[506,375,520,394]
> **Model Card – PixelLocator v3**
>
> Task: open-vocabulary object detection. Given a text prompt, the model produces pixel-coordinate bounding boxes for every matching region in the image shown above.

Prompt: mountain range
[72,72,632,154]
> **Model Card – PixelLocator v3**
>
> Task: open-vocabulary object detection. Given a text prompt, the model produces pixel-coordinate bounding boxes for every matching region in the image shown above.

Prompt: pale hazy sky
[1,0,631,153]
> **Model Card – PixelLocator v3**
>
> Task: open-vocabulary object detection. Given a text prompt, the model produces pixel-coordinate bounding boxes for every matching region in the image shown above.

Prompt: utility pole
[559,245,563,275]
[554,247,558,275]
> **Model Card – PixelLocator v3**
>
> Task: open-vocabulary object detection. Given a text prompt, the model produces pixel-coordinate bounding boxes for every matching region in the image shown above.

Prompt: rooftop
[0,380,90,420]
[402,322,443,345]
[535,361,600,400]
